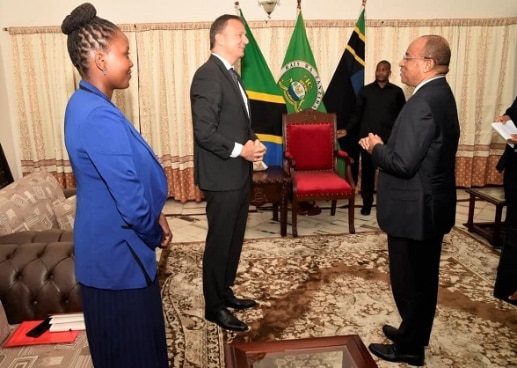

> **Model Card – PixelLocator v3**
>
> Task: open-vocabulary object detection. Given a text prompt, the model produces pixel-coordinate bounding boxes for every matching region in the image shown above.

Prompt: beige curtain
[7,17,517,201]
[8,28,139,189]
[134,24,210,202]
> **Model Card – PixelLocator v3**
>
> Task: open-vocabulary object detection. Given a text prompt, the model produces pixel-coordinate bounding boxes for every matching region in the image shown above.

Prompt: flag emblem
[278,10,326,114]
[278,60,324,112]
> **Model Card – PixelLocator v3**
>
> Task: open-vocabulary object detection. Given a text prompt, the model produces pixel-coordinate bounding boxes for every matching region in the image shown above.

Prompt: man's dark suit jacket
[496,96,517,175]
[190,55,257,191]
[372,77,460,241]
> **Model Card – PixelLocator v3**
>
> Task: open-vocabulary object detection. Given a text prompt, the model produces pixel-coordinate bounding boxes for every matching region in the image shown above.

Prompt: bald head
[420,35,451,74]
[399,34,452,87]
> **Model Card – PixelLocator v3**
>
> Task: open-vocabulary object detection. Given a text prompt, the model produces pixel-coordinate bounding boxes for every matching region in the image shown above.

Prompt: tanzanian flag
[239,9,286,167]
[323,7,365,114]
[277,9,326,113]
[322,7,365,180]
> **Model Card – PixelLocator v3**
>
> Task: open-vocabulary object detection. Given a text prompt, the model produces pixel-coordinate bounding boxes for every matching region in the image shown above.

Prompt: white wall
[1,0,516,178]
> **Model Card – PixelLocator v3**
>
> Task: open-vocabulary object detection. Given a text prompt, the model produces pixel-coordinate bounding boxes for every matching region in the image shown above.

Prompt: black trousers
[494,225,517,305]
[202,182,251,312]
[494,157,517,305]
[387,234,444,351]
[359,148,375,208]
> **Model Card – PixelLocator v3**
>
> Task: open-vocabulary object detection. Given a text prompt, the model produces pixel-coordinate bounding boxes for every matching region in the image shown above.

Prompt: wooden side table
[250,166,291,237]
[225,335,378,368]
[465,187,507,247]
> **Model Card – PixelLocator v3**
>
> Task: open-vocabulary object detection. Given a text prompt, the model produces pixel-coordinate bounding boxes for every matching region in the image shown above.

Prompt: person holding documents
[494,97,517,306]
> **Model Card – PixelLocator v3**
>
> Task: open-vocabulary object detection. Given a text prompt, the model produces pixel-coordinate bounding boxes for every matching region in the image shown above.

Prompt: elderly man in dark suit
[360,35,460,366]
[190,14,266,332]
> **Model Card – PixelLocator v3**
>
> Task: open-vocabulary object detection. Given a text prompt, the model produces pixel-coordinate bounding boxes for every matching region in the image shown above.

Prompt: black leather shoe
[225,296,258,310]
[368,343,424,366]
[381,325,429,346]
[382,324,400,342]
[360,206,371,215]
[205,308,248,331]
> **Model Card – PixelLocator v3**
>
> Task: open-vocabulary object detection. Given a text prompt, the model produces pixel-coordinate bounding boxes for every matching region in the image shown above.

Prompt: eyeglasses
[402,56,448,66]
[402,55,435,62]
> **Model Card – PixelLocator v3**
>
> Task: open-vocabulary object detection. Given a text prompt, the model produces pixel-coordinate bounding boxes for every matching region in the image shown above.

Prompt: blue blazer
[64,80,167,289]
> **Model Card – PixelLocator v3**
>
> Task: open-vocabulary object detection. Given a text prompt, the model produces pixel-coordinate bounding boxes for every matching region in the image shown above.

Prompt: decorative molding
[5,17,517,34]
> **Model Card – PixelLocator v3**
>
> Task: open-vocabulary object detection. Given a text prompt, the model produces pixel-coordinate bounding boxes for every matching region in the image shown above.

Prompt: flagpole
[234,1,240,14]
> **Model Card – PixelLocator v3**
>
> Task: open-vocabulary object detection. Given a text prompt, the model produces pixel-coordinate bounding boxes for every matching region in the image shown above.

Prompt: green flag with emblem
[277,10,326,113]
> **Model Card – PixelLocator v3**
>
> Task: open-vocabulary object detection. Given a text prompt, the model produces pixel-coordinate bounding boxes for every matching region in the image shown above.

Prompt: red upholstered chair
[282,108,356,237]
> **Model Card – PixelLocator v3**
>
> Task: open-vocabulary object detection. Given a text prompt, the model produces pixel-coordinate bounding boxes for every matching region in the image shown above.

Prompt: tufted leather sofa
[0,229,82,324]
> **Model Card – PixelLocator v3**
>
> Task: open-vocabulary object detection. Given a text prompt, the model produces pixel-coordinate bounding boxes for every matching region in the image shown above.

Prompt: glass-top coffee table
[225,335,378,368]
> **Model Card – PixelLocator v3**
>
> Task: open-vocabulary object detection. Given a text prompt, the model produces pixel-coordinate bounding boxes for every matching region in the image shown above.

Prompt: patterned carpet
[158,227,517,368]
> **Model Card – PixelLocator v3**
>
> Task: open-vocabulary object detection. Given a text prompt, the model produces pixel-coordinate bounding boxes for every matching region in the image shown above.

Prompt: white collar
[212,53,233,71]
[413,75,445,94]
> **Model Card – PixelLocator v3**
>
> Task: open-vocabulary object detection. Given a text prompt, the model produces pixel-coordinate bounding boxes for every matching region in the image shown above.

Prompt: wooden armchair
[282,108,356,237]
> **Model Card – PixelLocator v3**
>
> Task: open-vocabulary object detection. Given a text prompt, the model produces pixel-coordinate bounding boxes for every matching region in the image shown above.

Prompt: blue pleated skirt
[80,279,168,368]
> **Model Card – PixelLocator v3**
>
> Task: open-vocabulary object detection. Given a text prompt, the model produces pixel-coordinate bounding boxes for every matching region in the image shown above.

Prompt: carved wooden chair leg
[292,200,299,237]
[348,198,356,234]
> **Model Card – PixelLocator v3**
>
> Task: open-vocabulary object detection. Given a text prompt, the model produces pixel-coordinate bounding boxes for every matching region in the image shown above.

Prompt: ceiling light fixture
[258,0,280,19]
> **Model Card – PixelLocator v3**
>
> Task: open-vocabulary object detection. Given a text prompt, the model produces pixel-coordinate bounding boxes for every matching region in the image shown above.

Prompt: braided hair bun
[61,3,118,75]
[61,3,97,35]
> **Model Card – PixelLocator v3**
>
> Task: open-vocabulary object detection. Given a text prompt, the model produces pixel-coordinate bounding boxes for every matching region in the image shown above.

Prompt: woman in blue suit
[61,4,171,367]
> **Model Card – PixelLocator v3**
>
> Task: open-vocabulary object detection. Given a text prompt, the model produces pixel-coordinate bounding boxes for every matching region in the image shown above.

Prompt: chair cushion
[0,172,65,236]
[285,122,335,171]
[0,238,80,324]
[293,172,353,197]
[53,195,76,231]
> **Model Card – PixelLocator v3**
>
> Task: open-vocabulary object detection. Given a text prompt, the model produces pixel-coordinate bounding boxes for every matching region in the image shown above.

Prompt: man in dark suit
[360,35,460,366]
[190,14,266,332]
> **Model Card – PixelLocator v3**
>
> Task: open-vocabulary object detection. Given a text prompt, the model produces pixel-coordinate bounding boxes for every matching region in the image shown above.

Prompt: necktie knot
[229,68,240,86]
